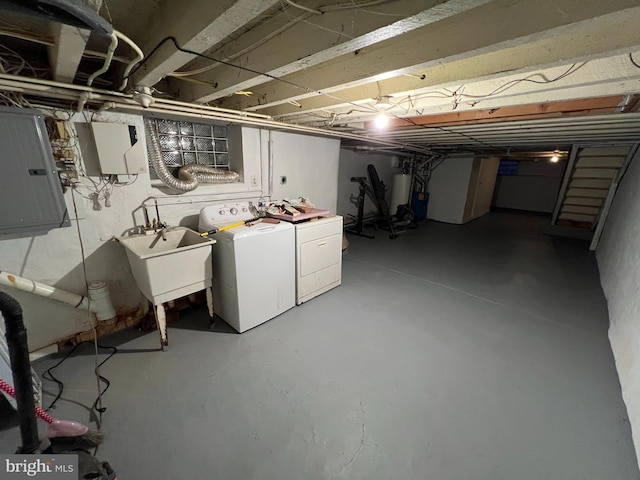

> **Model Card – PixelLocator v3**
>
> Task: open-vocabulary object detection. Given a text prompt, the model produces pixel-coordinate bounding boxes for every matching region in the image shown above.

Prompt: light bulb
[550,154,559,163]
[374,112,389,128]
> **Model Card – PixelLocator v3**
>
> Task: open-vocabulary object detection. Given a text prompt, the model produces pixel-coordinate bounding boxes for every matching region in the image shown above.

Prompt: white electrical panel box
[90,122,146,175]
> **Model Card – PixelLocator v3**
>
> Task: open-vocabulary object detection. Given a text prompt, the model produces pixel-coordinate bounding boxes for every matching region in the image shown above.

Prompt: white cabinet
[462,156,500,223]
[428,154,499,224]
[295,216,343,304]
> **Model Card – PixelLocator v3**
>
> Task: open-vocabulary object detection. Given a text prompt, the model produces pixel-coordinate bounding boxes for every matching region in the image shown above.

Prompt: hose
[144,118,240,192]
[178,164,240,184]
[0,291,40,453]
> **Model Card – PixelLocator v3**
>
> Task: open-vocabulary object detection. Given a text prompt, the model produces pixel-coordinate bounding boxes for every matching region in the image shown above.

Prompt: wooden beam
[217,0,640,112]
[262,19,640,120]
[183,0,494,103]
[365,96,626,129]
[133,0,281,88]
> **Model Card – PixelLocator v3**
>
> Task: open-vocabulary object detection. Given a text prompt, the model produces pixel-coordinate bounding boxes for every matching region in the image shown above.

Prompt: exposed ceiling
[1,0,640,156]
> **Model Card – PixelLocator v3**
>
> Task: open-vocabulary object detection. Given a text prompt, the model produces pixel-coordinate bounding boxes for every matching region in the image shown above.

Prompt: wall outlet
[250,175,258,187]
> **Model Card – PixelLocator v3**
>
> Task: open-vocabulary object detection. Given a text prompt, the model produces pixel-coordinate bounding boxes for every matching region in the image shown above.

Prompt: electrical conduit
[0,272,116,322]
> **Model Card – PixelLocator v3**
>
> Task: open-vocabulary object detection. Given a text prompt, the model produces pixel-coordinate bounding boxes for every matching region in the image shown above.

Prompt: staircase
[548,144,638,242]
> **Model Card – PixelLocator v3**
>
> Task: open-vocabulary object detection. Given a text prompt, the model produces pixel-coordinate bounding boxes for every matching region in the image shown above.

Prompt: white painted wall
[270,131,341,212]
[427,154,474,224]
[493,160,565,213]
[336,150,398,217]
[597,156,640,469]
[0,112,338,351]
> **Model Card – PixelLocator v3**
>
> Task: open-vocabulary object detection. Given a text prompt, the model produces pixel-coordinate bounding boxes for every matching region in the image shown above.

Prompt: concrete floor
[0,212,638,479]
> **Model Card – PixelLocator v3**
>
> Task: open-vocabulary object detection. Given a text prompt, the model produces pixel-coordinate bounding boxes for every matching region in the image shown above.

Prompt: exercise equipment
[346,164,406,239]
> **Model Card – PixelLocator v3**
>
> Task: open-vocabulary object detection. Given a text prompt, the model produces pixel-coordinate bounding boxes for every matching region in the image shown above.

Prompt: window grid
[149,119,229,179]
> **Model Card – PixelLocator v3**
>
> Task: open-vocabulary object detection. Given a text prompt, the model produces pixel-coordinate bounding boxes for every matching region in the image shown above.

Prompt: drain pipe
[0,272,116,322]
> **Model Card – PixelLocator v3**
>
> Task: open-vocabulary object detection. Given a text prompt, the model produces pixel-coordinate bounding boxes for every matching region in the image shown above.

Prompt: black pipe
[0,291,40,453]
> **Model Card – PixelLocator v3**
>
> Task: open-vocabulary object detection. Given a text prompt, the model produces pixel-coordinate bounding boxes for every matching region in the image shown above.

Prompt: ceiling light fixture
[550,150,560,163]
[374,112,389,128]
[372,95,393,129]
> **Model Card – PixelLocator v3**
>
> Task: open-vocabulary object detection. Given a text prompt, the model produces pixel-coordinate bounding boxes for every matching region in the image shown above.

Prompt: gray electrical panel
[0,106,70,236]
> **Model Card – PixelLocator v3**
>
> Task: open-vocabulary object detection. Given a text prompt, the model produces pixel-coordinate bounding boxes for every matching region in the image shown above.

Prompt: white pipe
[76,92,90,113]
[88,281,117,322]
[0,73,435,155]
[97,101,116,114]
[0,271,116,322]
[114,29,144,91]
[0,72,271,118]
[87,32,118,86]
[0,29,130,64]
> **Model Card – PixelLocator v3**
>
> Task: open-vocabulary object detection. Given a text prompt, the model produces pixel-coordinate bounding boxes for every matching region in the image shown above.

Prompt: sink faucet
[158,223,168,241]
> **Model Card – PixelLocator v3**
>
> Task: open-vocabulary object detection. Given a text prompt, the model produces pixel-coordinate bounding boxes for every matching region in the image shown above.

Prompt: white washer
[198,202,295,333]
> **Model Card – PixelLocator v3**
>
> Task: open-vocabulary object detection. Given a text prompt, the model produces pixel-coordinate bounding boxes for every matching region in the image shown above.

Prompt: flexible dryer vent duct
[144,118,240,192]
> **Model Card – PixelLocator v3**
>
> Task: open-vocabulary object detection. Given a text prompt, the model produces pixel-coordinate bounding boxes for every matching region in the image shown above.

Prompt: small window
[498,159,519,176]
[149,119,230,179]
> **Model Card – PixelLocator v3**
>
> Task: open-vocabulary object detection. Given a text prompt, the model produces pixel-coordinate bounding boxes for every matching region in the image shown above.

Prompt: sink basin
[119,227,216,304]
[119,227,213,259]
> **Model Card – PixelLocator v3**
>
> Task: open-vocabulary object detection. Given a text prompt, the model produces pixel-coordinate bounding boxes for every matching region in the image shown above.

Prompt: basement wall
[492,159,566,213]
[596,155,640,468]
[270,131,340,212]
[0,111,339,351]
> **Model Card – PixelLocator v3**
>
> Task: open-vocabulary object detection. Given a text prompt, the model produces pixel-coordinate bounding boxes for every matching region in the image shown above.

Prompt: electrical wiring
[282,0,322,15]
[170,14,312,78]
[0,26,132,65]
[0,43,37,77]
[457,62,587,103]
[394,62,588,112]
[127,36,380,114]
[69,188,111,428]
[357,61,589,120]
[629,52,640,69]
[170,1,396,79]
[321,0,398,11]
[42,340,117,420]
[390,112,497,150]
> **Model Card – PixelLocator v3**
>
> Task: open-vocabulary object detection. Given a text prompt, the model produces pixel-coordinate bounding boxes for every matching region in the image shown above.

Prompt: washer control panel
[198,202,256,231]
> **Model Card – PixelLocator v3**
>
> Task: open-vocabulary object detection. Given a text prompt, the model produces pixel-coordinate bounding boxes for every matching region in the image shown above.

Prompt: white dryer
[198,202,295,333]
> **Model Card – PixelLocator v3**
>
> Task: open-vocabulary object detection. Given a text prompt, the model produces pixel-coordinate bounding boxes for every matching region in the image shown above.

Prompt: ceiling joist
[216,0,640,114]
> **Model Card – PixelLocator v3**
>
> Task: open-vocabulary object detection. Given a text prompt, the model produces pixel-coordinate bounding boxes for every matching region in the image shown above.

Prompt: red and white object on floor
[198,202,295,333]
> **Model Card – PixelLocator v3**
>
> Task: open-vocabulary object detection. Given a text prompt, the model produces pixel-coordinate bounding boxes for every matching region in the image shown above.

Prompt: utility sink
[119,226,213,260]
[118,227,216,347]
